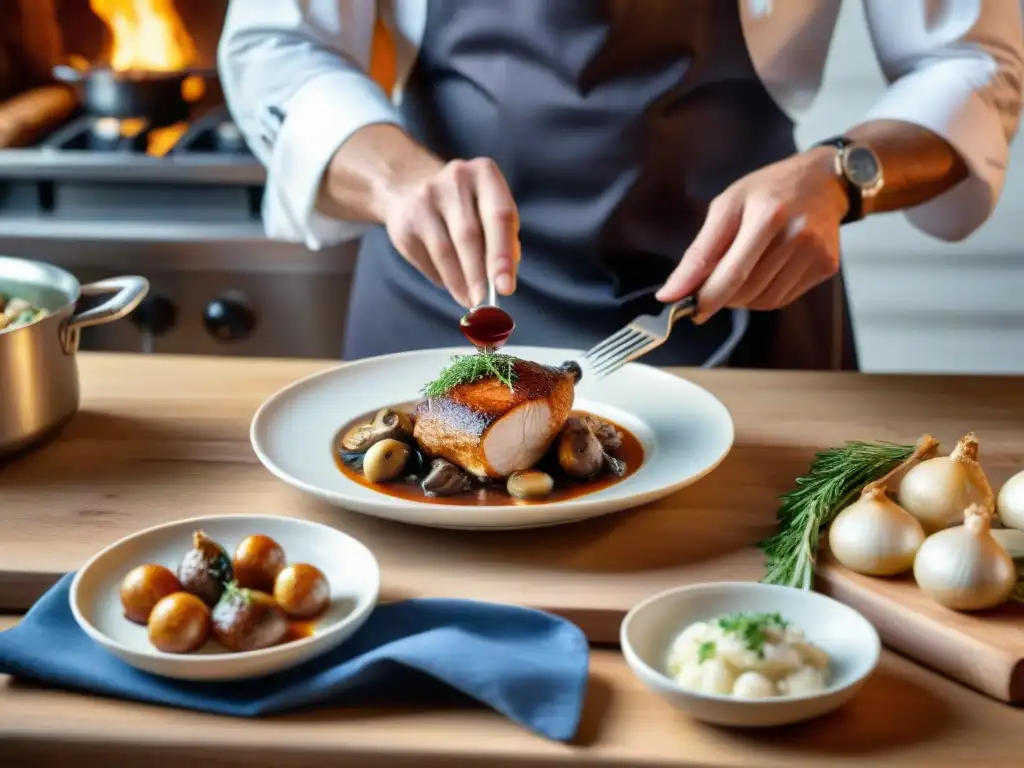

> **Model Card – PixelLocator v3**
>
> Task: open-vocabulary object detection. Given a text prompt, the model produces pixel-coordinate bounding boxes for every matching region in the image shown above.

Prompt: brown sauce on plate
[334,404,644,506]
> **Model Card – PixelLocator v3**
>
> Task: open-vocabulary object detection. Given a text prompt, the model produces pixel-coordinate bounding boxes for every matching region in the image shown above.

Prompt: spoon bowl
[459,304,515,351]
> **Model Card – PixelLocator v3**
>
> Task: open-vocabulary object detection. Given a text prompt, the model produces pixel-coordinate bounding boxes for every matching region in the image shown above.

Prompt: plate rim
[69,513,382,666]
[249,345,735,521]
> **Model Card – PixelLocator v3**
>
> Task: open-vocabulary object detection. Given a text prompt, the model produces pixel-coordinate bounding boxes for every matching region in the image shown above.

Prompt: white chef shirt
[217,0,1024,252]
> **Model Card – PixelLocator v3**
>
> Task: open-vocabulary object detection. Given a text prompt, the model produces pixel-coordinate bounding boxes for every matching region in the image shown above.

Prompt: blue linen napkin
[0,573,589,742]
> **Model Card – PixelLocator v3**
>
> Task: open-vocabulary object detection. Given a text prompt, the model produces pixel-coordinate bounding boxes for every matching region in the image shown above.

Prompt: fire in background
[89,0,198,72]
[86,0,205,155]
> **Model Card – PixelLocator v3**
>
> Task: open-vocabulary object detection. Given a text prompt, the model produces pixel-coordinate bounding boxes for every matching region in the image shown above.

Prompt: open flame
[89,0,198,73]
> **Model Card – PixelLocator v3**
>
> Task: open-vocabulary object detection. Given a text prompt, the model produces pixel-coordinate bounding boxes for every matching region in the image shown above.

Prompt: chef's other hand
[383,156,520,308]
[655,148,848,324]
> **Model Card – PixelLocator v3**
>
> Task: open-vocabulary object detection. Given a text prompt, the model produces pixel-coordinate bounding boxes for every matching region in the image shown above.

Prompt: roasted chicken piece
[414,360,579,479]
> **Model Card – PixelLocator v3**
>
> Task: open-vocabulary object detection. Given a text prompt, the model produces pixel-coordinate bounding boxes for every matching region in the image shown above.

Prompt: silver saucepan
[0,256,148,457]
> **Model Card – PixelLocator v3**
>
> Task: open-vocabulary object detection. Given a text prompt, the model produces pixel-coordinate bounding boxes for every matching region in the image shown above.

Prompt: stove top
[0,107,267,241]
[0,107,263,184]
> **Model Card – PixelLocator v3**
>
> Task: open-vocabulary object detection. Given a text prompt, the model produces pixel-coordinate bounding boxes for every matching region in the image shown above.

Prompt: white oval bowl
[250,345,735,530]
[70,515,380,681]
[621,582,881,727]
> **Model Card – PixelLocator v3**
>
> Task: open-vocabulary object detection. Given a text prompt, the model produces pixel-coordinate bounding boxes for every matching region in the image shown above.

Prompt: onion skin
[913,504,1017,611]
[829,485,925,576]
[897,433,992,534]
[996,469,1024,532]
[991,527,1024,559]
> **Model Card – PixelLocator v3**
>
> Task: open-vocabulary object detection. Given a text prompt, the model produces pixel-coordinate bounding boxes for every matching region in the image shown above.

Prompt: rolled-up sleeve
[218,0,400,249]
[862,0,1024,241]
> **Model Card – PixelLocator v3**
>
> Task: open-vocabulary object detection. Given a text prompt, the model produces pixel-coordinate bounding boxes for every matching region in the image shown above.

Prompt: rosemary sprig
[759,439,918,590]
[422,352,519,398]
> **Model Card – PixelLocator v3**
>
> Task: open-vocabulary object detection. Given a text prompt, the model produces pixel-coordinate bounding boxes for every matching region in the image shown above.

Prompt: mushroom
[340,407,415,452]
[602,453,626,477]
[421,458,472,497]
[340,424,375,451]
[560,360,582,384]
[363,439,411,483]
[373,407,414,439]
[211,582,288,652]
[177,529,234,607]
[583,415,623,453]
[557,416,605,479]
[507,470,554,500]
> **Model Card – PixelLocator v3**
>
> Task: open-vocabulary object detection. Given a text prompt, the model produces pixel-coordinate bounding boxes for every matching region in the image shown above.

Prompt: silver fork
[582,295,699,378]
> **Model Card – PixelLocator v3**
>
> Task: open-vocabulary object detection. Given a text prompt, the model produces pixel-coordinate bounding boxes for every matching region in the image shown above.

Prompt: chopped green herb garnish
[421,351,519,398]
[220,580,250,605]
[717,612,788,657]
[697,641,716,663]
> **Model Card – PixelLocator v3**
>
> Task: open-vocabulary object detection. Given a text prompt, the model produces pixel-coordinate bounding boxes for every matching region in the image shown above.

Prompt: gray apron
[343,0,858,370]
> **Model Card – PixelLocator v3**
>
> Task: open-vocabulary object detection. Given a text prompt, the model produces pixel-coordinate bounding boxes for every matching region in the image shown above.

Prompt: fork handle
[668,294,699,324]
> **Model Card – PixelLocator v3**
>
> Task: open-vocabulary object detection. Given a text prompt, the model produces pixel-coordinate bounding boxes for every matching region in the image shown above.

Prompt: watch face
[844,146,881,187]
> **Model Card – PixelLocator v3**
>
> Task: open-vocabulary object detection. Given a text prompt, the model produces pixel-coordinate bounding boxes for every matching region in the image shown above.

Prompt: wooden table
[3,353,1024,767]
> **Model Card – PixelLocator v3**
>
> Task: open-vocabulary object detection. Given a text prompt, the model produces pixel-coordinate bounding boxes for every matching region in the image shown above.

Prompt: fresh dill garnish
[717,612,788,657]
[697,640,717,663]
[759,439,920,590]
[421,352,519,398]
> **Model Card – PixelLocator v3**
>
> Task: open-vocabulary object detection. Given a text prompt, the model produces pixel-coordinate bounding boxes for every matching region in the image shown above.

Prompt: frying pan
[53,63,217,126]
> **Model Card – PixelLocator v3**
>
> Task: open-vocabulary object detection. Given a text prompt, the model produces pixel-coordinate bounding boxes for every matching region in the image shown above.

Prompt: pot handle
[61,276,150,354]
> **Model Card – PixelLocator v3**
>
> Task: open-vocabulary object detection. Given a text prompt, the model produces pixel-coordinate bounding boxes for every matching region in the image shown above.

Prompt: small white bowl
[621,582,880,727]
[70,515,380,681]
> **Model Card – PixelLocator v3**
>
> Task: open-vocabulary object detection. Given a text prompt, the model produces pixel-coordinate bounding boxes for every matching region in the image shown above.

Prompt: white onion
[897,432,993,533]
[996,469,1024,531]
[913,504,1017,611]
[828,484,925,576]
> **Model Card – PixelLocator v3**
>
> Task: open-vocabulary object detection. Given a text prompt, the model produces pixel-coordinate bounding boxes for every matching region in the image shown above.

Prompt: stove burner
[214,121,246,154]
[40,108,252,157]
[87,117,150,153]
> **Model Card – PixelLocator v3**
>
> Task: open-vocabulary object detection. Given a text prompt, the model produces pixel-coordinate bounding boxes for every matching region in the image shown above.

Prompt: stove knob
[203,294,257,342]
[130,295,178,336]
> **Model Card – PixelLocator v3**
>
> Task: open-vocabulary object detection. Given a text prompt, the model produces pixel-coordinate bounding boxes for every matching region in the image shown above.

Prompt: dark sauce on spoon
[460,305,515,350]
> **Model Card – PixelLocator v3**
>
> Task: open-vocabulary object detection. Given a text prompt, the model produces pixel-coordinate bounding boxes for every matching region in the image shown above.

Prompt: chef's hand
[382,156,520,308]
[655,148,849,324]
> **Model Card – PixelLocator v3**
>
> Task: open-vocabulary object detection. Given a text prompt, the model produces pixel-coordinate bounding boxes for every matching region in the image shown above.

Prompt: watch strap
[813,135,862,225]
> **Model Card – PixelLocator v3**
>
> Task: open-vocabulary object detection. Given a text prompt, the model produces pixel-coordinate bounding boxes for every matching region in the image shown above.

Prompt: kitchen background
[0,0,1020,372]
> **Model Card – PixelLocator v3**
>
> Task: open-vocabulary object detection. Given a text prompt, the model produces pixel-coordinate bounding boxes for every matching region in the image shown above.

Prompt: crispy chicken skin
[413,360,576,479]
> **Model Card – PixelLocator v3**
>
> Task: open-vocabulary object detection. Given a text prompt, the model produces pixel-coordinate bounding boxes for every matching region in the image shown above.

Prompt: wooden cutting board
[817,550,1024,703]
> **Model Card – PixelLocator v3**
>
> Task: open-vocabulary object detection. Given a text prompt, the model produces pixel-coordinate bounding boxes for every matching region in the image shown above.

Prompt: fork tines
[581,295,698,379]
[583,326,658,378]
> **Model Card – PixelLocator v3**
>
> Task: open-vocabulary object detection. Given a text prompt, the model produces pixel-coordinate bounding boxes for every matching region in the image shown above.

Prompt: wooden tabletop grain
[3,352,1024,767]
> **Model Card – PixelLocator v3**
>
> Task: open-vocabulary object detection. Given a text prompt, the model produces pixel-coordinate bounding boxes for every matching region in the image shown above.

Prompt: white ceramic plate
[621,582,881,727]
[250,345,734,530]
[70,515,380,681]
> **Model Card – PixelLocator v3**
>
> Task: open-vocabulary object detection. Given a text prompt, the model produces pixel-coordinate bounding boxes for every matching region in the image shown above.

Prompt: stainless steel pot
[0,256,148,457]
